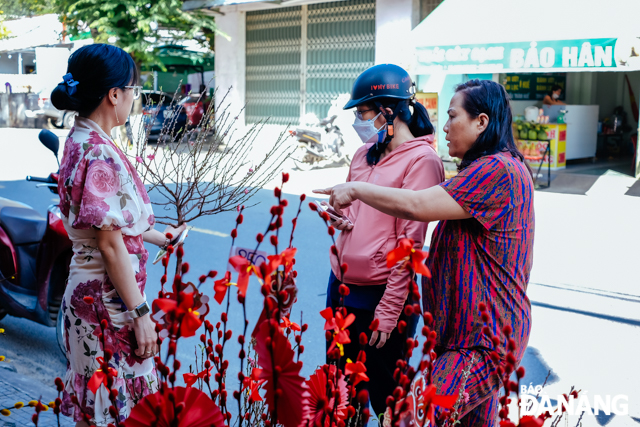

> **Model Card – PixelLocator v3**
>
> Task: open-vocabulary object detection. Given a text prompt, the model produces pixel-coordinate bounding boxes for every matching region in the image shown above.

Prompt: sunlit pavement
[1,128,639,426]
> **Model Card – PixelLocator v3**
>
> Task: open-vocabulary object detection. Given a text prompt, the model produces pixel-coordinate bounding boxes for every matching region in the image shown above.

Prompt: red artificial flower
[320,308,355,354]
[280,316,301,332]
[152,291,203,338]
[87,357,118,394]
[124,386,224,427]
[229,255,257,297]
[242,374,264,403]
[386,238,431,278]
[183,373,198,388]
[252,270,298,338]
[305,365,348,426]
[213,271,232,305]
[422,384,458,427]
[345,360,369,387]
[254,321,310,427]
[183,367,213,387]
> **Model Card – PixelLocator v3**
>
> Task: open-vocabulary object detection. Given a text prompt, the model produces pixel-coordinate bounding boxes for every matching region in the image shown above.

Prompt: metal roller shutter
[245,7,302,125]
[245,0,375,126]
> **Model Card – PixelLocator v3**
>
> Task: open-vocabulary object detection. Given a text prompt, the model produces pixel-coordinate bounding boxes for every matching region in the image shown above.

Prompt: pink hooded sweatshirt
[330,135,444,333]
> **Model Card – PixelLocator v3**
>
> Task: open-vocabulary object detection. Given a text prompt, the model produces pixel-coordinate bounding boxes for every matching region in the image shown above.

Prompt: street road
[1,128,640,426]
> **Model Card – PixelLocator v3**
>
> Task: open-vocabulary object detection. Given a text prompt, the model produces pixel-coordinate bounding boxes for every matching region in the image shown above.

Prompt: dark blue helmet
[343,63,414,110]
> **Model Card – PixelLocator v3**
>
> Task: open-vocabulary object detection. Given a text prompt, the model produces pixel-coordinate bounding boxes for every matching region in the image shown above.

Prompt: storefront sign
[416,38,640,73]
[505,73,567,101]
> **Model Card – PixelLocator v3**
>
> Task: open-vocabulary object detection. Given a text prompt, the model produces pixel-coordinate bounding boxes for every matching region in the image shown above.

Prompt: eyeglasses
[353,108,377,120]
[124,85,142,100]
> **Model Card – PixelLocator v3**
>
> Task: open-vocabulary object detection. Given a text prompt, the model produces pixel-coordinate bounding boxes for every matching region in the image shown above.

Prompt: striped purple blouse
[422,153,534,361]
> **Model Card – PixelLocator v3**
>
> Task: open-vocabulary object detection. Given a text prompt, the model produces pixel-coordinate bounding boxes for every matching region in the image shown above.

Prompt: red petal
[431,394,458,409]
[87,370,105,395]
[229,255,249,272]
[386,247,408,268]
[213,279,228,305]
[153,298,177,313]
[184,373,198,387]
[180,312,203,338]
[319,307,337,330]
[237,273,250,298]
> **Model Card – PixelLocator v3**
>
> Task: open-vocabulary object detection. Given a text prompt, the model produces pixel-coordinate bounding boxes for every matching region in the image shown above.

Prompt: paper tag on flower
[227,246,269,269]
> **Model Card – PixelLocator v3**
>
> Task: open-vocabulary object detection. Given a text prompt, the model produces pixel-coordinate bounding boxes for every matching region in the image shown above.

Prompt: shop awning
[412,0,640,74]
[143,45,214,74]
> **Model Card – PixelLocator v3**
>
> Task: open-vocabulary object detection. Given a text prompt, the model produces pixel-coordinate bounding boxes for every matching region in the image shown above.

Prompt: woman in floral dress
[52,44,185,426]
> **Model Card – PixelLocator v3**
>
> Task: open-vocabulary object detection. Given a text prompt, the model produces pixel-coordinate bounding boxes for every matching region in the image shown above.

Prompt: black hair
[51,44,138,116]
[455,79,531,176]
[364,98,434,166]
[549,84,562,94]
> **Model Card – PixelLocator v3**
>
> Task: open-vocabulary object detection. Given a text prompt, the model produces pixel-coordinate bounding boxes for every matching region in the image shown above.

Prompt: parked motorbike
[0,129,71,357]
[290,114,350,171]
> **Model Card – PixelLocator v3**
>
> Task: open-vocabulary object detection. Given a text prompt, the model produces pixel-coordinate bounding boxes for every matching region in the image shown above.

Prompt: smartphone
[314,200,353,225]
[153,228,189,265]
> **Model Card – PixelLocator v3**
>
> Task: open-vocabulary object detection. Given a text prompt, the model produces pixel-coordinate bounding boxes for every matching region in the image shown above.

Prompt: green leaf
[120,196,127,209]
[75,318,82,326]
[82,142,90,151]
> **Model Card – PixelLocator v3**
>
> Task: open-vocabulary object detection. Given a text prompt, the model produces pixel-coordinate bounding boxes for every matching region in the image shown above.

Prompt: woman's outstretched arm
[314,182,471,223]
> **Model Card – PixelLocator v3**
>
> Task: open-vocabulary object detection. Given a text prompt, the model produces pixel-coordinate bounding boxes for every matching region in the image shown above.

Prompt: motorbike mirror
[39,129,60,158]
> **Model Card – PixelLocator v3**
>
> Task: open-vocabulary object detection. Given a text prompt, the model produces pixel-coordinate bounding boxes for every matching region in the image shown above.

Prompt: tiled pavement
[0,367,74,427]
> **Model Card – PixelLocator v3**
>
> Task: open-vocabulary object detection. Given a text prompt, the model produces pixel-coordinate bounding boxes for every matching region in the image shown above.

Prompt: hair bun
[50,82,82,112]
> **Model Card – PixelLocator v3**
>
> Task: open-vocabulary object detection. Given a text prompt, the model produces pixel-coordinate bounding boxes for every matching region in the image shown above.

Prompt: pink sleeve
[374,151,445,333]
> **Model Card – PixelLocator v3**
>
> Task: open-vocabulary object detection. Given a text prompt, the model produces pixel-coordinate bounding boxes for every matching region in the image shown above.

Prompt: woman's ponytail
[408,99,434,137]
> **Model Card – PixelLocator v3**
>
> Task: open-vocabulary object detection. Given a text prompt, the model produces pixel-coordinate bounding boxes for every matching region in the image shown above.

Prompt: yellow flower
[0,355,5,362]
[48,401,55,408]
[14,402,23,409]
[41,404,49,411]
[0,409,10,416]
[28,400,38,407]
[0,328,5,333]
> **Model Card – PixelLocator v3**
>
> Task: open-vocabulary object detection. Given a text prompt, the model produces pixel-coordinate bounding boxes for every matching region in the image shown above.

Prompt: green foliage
[0,0,51,19]
[0,12,9,40]
[51,0,219,66]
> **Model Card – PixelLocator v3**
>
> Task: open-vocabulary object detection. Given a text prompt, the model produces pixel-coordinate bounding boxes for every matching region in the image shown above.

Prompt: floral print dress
[57,117,158,426]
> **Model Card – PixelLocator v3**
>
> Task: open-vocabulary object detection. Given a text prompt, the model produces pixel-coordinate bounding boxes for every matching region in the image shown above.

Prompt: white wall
[375,0,414,69]
[214,6,246,126]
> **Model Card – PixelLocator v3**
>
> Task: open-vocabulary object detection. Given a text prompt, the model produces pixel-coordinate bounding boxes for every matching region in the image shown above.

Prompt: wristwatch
[128,301,150,319]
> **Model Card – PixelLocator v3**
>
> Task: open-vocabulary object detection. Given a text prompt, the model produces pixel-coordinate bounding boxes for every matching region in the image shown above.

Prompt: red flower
[183,367,213,387]
[87,357,118,394]
[242,374,264,403]
[305,365,348,426]
[124,386,224,427]
[213,271,231,304]
[386,238,431,278]
[320,308,355,354]
[345,360,369,387]
[152,291,203,338]
[229,255,256,297]
[280,316,301,332]
[422,384,458,427]
[254,321,310,427]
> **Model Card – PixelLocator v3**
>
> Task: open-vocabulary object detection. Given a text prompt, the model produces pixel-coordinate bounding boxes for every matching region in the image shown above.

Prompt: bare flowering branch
[122,86,293,226]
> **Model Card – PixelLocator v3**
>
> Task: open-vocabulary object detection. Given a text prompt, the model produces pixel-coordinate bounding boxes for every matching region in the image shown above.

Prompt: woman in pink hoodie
[325,64,444,417]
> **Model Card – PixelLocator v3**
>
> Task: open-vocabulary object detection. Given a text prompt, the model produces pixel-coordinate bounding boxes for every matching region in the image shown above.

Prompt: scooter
[0,129,72,357]
[290,114,350,171]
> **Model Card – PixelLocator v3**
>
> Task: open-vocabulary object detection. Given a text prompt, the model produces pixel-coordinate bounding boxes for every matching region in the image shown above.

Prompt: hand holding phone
[314,200,354,228]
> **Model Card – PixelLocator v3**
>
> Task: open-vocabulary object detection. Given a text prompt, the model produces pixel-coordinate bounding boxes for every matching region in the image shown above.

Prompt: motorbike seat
[0,199,46,245]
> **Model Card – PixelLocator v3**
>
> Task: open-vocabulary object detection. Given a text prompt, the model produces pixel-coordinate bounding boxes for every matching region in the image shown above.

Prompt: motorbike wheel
[56,304,67,359]
[63,112,76,129]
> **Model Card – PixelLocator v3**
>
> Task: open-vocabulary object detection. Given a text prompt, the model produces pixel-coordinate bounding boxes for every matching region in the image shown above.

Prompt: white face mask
[552,93,560,100]
[352,112,387,144]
